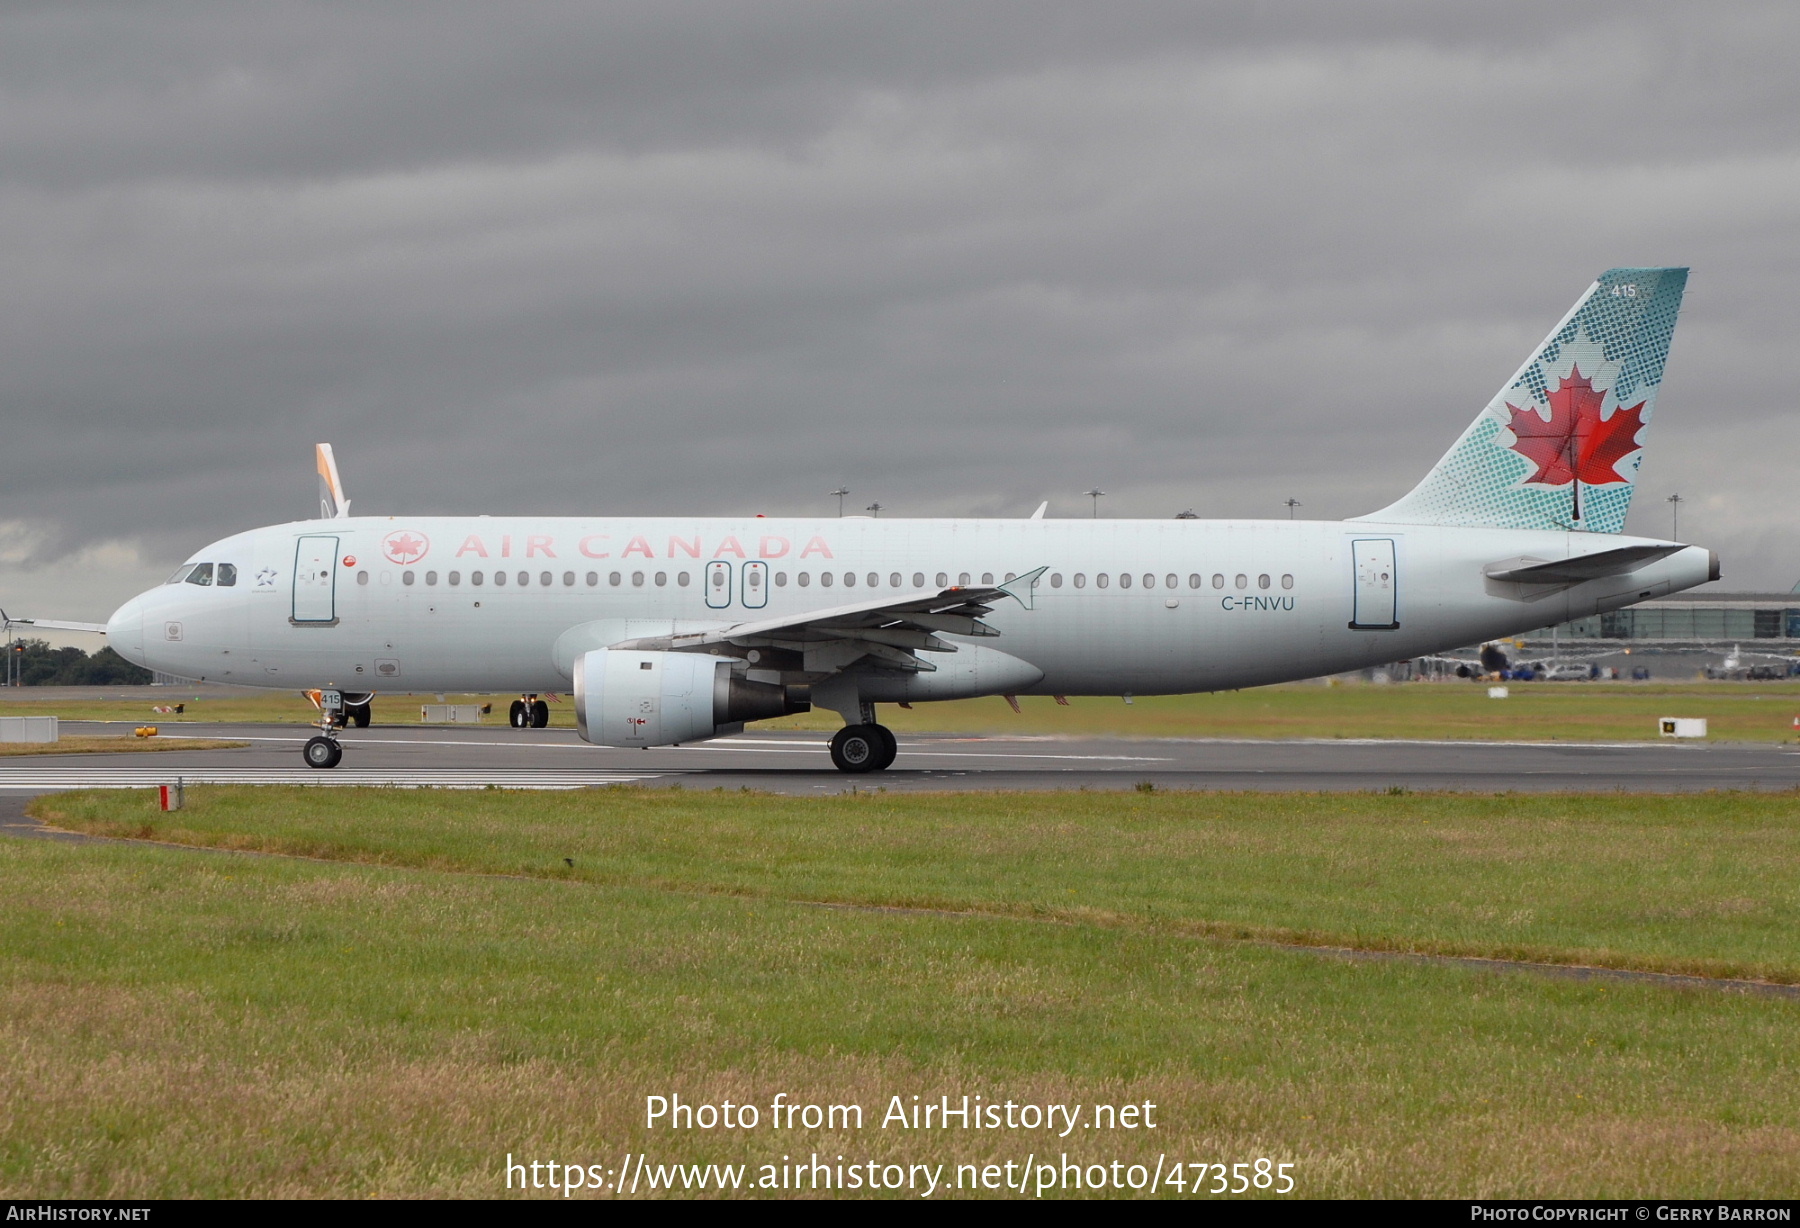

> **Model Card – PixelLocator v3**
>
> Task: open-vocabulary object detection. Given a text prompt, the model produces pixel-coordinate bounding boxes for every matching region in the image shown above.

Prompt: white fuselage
[105,515,1714,698]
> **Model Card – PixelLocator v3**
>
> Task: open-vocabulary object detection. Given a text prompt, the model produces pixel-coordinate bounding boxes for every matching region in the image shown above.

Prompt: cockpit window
[165,564,197,585]
[216,563,238,587]
[184,563,214,586]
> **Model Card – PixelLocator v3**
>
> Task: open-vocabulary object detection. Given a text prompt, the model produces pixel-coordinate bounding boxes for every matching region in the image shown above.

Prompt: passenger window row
[1049,572,1294,591]
[401,570,695,588]
[776,571,1014,590]
[383,567,1295,594]
[169,556,1293,599]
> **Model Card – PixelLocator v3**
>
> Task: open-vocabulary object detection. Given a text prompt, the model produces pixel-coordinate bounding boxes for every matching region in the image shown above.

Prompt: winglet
[316,443,350,520]
[997,566,1049,610]
[0,609,107,634]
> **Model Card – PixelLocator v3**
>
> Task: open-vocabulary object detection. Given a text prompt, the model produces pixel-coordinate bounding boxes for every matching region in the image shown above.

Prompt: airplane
[64,266,1717,772]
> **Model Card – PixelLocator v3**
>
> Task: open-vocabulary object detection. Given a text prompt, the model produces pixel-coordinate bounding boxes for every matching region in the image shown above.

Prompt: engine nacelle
[573,648,807,747]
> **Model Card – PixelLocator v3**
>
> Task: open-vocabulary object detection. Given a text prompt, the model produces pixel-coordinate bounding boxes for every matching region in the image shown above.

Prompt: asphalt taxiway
[2,720,1797,796]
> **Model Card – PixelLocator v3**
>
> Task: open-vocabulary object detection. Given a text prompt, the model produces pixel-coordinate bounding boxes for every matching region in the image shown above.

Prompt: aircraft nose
[106,594,147,665]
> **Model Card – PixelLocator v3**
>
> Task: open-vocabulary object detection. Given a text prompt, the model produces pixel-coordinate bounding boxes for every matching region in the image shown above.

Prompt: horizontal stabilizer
[1483,544,1683,586]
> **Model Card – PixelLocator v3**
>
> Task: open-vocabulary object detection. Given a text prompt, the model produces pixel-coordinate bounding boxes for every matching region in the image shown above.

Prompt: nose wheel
[300,687,358,768]
[829,724,897,773]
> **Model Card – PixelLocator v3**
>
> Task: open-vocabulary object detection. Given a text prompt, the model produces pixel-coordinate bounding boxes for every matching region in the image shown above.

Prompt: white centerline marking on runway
[135,733,1171,762]
[895,750,1173,762]
[0,769,677,790]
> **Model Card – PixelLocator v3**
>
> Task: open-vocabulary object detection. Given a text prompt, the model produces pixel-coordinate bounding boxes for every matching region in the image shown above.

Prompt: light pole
[1667,493,1683,539]
[1084,488,1105,518]
[830,487,849,517]
[1285,498,1301,520]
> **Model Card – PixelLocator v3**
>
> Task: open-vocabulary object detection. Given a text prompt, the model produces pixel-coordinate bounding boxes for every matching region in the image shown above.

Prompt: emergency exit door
[741,561,768,609]
[1349,538,1399,630]
[705,561,733,609]
[292,536,340,624]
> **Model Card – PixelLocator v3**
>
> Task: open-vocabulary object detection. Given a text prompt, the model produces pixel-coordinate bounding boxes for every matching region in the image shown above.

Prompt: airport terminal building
[1539,591,1800,645]
[1482,590,1800,678]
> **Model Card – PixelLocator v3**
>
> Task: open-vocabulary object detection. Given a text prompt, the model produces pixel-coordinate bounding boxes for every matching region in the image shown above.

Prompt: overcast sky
[4,0,1798,634]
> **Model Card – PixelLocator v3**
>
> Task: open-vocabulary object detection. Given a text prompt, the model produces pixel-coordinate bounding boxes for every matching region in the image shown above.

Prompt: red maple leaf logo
[382,530,429,565]
[1503,365,1646,487]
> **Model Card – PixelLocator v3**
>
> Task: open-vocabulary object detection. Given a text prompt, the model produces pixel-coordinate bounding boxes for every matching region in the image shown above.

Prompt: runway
[2,720,1798,795]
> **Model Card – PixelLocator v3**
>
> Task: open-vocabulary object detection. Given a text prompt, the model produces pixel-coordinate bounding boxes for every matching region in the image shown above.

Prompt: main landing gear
[509,694,550,728]
[829,723,897,773]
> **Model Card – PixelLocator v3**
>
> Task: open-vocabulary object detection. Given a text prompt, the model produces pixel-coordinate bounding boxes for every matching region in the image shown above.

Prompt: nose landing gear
[301,687,361,769]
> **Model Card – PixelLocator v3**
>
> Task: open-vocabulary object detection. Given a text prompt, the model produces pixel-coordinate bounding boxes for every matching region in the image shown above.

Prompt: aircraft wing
[614,567,1046,674]
[1483,545,1684,586]
[0,610,108,634]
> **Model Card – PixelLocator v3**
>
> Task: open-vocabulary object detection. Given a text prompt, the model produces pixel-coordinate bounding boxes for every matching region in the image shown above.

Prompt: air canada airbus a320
[23,267,1716,771]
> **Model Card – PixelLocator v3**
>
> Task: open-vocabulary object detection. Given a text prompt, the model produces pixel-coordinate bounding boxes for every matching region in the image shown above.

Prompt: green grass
[0,691,516,727]
[807,680,1800,743]
[9,681,1800,742]
[2,828,1798,1198]
[0,736,248,758]
[33,787,1800,984]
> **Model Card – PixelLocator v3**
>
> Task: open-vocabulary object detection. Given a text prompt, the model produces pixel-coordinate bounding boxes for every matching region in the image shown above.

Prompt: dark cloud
[3,0,1798,623]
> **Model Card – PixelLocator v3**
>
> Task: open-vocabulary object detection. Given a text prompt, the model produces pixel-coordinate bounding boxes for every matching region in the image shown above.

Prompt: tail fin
[1357,267,1687,534]
[316,443,351,519]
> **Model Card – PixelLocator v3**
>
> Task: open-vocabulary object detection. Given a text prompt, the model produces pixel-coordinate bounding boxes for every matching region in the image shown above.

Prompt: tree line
[5,639,153,686]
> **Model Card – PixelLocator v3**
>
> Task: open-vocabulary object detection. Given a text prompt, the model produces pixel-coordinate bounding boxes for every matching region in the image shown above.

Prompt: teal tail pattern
[1358,267,1687,535]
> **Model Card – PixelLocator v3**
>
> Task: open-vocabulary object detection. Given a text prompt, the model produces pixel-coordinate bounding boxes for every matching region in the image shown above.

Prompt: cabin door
[1349,538,1399,630]
[292,536,340,624]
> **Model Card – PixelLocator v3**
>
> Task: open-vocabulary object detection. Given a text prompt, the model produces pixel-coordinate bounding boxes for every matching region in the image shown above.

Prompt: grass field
[7,786,1800,1197]
[7,680,1800,743]
[0,736,248,758]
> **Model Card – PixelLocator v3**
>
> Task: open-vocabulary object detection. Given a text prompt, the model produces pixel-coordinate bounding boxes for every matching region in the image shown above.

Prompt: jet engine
[573,648,808,747]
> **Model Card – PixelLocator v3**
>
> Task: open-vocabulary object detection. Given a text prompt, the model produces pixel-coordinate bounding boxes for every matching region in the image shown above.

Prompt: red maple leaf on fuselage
[383,532,428,564]
[1503,365,1646,486]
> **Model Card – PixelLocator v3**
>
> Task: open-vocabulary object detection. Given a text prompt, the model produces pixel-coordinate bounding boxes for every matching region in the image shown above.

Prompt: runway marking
[0,768,675,790]
[1119,736,1724,751]
[60,724,1753,755]
[136,733,600,749]
[59,731,1173,763]
[894,750,1172,762]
